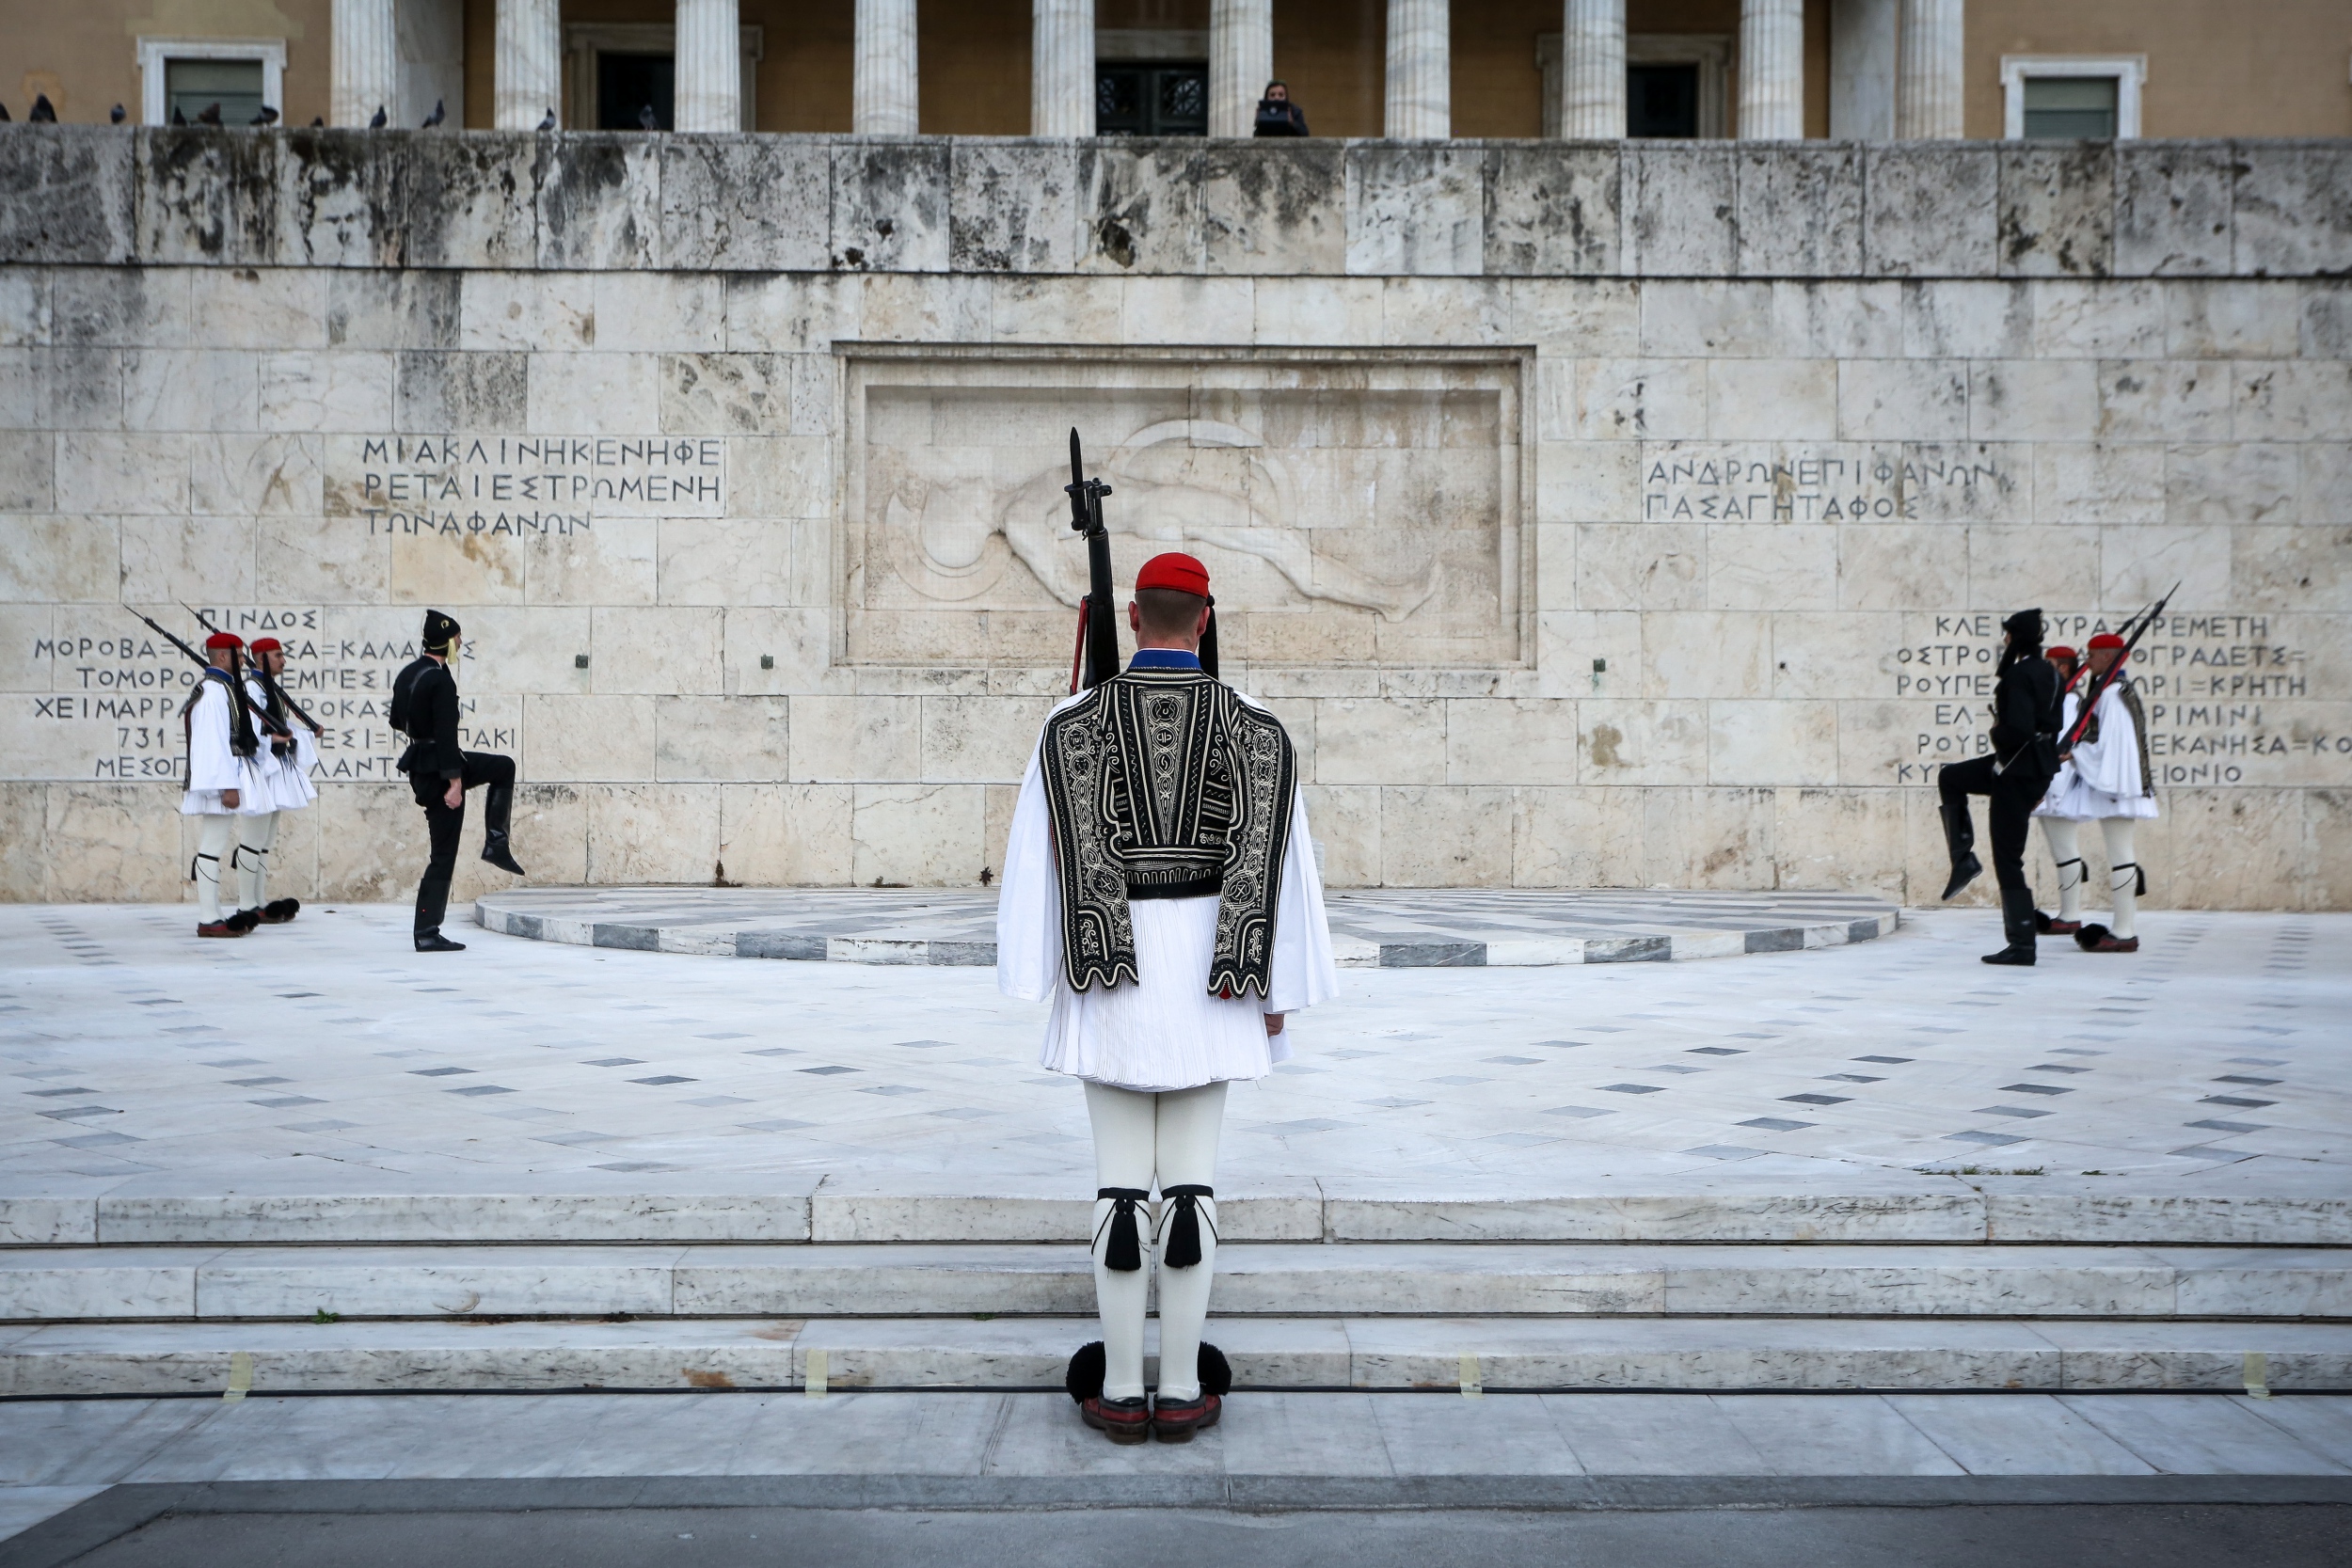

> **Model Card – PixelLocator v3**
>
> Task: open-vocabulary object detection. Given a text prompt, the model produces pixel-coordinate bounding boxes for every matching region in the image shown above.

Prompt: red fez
[2087,633,2126,651]
[203,631,243,653]
[1136,552,1209,597]
[2046,644,2076,661]
[248,637,282,654]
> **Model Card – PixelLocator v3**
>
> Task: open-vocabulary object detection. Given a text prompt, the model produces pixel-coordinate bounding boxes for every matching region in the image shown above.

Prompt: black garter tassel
[1159,1184,1216,1269]
[1096,1187,1149,1273]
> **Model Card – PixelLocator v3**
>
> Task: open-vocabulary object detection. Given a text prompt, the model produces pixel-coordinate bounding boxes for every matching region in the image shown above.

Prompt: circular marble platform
[473,887,1899,968]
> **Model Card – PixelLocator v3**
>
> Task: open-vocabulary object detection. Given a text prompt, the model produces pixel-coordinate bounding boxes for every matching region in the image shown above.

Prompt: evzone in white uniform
[235,637,316,925]
[996,551,1338,1445]
[2032,638,2157,952]
[179,636,274,937]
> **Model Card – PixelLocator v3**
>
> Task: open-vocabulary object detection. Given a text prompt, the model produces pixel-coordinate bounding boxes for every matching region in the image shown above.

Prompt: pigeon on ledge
[250,104,279,126]
[110,104,127,123]
[639,103,659,130]
[369,104,388,128]
[29,95,56,123]
[195,103,222,125]
[537,108,558,131]
[422,98,445,127]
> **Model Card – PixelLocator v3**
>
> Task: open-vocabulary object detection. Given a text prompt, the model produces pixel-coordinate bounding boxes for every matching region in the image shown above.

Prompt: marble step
[9,1177,2348,1248]
[5,1243,2348,1323]
[5,1315,2349,1399]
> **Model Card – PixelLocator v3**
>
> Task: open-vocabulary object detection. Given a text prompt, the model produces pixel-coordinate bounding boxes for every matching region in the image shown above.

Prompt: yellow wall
[5,0,332,126]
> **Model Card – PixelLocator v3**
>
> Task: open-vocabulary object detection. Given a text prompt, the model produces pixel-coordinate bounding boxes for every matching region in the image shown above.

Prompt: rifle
[125,606,263,757]
[2058,581,2178,753]
[183,603,324,738]
[1064,428,1121,692]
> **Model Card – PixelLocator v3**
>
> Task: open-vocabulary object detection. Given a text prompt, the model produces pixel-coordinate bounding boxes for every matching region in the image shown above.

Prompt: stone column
[1031,0,1094,135]
[331,0,399,127]
[1895,0,1963,139]
[1384,0,1450,138]
[1737,0,1804,139]
[674,0,741,132]
[1558,0,1625,139]
[855,0,921,135]
[495,0,562,130]
[1209,0,1274,139]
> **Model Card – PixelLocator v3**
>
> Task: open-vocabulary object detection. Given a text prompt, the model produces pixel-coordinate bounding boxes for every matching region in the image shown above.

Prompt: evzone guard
[997,549,1339,1445]
[228,636,320,928]
[2033,632,2158,953]
[179,632,276,938]
[1937,609,2063,965]
[392,610,527,953]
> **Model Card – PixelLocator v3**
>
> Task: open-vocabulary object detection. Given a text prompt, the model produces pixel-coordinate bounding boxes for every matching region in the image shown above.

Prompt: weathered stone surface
[660,137,830,272]
[0,125,135,265]
[948,139,1078,274]
[536,135,660,270]
[830,139,950,273]
[2114,141,2233,277]
[1623,145,1736,277]
[1735,144,1862,278]
[1997,143,2114,278]
[1203,139,1343,276]
[1487,144,1618,276]
[1347,143,1486,277]
[135,128,280,266]
[399,134,537,270]
[1864,144,1998,277]
[1075,139,1200,274]
[2232,140,2352,279]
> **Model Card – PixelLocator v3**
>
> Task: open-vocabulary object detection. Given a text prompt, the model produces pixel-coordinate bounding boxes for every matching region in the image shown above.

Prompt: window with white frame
[2001,55,2146,140]
[136,38,287,126]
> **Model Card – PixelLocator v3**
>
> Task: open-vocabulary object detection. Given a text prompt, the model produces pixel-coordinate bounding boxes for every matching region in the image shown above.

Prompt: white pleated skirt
[2042,773,2160,821]
[1038,895,1293,1093]
[180,756,278,816]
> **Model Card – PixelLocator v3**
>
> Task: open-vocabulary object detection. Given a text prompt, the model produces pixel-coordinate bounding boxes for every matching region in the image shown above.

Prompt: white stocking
[193,814,235,923]
[1150,1081,1227,1403]
[1085,1082,1157,1402]
[2041,817,2083,921]
[2101,817,2138,939]
[236,811,278,911]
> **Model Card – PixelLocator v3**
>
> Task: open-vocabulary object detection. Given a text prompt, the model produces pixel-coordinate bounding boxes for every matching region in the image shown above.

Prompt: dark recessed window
[1628,63,1699,137]
[597,52,675,131]
[1096,61,1209,136]
[166,57,264,125]
[2021,75,2118,138]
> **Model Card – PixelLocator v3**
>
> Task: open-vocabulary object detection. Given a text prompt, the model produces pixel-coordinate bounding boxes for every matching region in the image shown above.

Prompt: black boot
[1981,887,2038,966]
[414,875,464,952]
[480,782,526,876]
[1939,800,1981,902]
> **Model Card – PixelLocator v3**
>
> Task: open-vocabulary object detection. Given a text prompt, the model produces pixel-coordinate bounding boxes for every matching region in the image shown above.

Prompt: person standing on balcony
[1253,80,1310,135]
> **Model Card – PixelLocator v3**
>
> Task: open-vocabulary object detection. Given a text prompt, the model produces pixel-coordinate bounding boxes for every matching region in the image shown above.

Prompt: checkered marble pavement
[473,887,1899,966]
[0,902,2340,1201]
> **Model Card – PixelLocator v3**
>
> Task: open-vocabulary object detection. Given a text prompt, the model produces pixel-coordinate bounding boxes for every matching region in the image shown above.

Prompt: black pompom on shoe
[261,897,300,924]
[1064,1340,1105,1403]
[225,909,262,934]
[1197,1342,1232,1398]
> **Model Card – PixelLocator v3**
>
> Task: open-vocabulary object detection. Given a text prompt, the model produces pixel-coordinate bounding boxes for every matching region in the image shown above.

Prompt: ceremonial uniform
[234,637,316,927]
[391,610,525,954]
[997,553,1338,1444]
[2031,647,2090,934]
[1937,609,2063,965]
[2038,632,2157,953]
[178,633,272,938]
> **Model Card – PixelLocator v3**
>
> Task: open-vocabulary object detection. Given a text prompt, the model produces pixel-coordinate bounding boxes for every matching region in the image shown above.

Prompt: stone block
[1709,699,1837,784]
[313,781,419,902]
[2093,360,2231,443]
[1864,145,1997,277]
[1377,277,1508,345]
[1200,140,1343,277]
[592,275,723,354]
[850,782,986,885]
[526,351,659,433]
[589,605,723,694]
[189,434,323,516]
[1119,277,1253,344]
[723,273,861,355]
[658,517,797,606]
[1536,441,1636,524]
[121,347,256,434]
[1900,279,2030,358]
[1,347,120,432]
[1772,280,1902,359]
[260,351,395,432]
[1300,783,1378,885]
[2165,280,2300,358]
[949,139,1078,273]
[1313,697,1444,785]
[2232,142,2352,278]
[1706,524,1837,610]
[727,434,832,518]
[1772,786,1904,894]
[2164,443,2298,525]
[459,271,594,352]
[2230,526,2352,613]
[1735,145,1862,277]
[327,271,461,350]
[1576,523,1705,610]
[2114,141,2233,277]
[45,784,181,900]
[1509,278,1639,354]
[1510,785,1644,887]
[273,127,397,268]
[980,273,1117,345]
[0,432,55,514]
[1381,784,1512,884]
[1641,610,1769,699]
[393,351,527,429]
[185,269,328,352]
[0,786,42,898]
[254,515,387,605]
[1967,360,2098,443]
[135,129,278,265]
[535,135,660,270]
[1708,359,1836,440]
[1572,359,1706,440]
[1076,140,1201,274]
[1534,609,1640,700]
[919,695,1052,783]
[398,134,538,270]
[660,136,830,272]
[1641,785,1774,888]
[0,268,42,347]
[2301,281,2352,357]
[1622,145,1736,277]
[2148,788,2309,909]
[2028,279,2163,358]
[2233,360,2352,443]
[831,140,950,273]
[456,604,594,693]
[1772,610,1898,700]
[1251,276,1382,344]
[386,524,523,606]
[2032,443,2165,525]
[0,126,134,265]
[790,693,918,783]
[655,695,787,782]
[1487,144,1618,277]
[1997,143,2114,278]
[55,432,186,515]
[1347,143,1486,277]
[1579,700,1706,785]
[1639,281,1776,356]
[1838,359,1967,441]
[2098,523,2232,608]
[858,271,993,342]
[585,783,722,883]
[0,515,117,602]
[1966,524,2099,610]
[52,269,187,348]
[1444,698,1580,785]
[525,694,656,782]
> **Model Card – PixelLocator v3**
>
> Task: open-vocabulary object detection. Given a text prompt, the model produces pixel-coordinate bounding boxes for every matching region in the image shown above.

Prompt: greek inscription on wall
[323,436,726,538]
[19,610,507,784]
[1643,444,2018,523]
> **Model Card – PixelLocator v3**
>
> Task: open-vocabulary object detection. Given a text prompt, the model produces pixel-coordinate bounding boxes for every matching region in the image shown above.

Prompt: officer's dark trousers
[1939,754,2055,944]
[410,752,516,939]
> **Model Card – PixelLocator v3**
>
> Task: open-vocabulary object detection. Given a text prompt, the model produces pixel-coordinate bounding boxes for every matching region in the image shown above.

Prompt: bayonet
[1064,428,1121,691]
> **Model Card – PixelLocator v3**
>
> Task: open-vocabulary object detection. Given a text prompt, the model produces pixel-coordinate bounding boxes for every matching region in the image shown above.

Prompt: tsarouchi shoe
[1151,1393,1221,1443]
[1080,1396,1152,1445]
[197,920,246,939]
[261,898,301,924]
[225,909,262,933]
[2074,925,2138,953]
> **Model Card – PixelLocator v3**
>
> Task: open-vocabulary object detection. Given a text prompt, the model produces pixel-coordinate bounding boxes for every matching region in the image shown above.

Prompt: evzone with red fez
[230,636,320,929]
[996,552,1340,1446]
[179,632,276,938]
[2033,632,2158,954]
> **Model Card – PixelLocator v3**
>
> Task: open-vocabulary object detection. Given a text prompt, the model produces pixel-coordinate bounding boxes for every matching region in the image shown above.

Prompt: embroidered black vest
[1038,668,1297,998]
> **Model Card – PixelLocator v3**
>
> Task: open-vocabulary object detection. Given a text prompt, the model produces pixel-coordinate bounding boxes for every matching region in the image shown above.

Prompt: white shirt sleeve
[184,681,242,793]
[994,699,1087,1004]
[1265,783,1340,1016]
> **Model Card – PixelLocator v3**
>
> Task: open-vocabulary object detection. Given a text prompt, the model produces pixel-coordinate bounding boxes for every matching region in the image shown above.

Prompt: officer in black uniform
[391,610,526,954]
[1936,608,2063,966]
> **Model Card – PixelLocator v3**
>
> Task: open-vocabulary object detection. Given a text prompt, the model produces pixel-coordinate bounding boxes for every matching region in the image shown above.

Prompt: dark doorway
[1628,63,1700,137]
[597,52,675,130]
[1095,61,1210,135]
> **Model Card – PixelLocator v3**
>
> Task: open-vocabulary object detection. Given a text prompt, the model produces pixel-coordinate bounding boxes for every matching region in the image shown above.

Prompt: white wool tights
[1084,1079,1226,1402]
[2041,818,2084,922]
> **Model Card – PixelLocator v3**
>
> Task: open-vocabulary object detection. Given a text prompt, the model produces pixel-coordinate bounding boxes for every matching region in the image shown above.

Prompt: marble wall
[2,128,2348,909]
